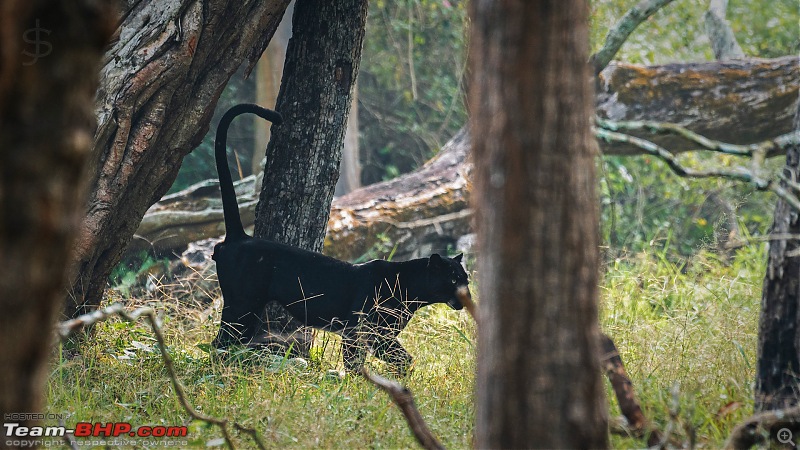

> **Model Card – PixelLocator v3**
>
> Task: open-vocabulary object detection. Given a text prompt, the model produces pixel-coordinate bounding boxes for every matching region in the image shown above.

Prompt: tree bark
[66,0,290,317]
[470,1,607,448]
[0,0,115,438]
[756,103,800,412]
[254,0,367,249]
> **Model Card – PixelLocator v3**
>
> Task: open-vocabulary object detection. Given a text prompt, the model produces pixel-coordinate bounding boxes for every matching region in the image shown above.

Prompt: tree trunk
[253,1,292,176]
[0,0,115,439]
[66,0,290,318]
[756,103,800,412]
[334,88,362,196]
[254,0,367,248]
[470,1,607,448]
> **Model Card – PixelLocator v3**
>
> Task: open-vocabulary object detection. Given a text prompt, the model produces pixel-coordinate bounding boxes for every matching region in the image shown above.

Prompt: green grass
[47,245,765,448]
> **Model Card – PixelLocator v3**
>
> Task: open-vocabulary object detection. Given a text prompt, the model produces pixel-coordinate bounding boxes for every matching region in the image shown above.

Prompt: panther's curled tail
[215,104,283,241]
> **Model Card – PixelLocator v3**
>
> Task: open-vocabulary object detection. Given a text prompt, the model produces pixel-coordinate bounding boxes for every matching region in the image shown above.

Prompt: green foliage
[599,155,777,258]
[359,0,468,184]
[169,69,257,194]
[590,0,798,64]
[49,245,766,447]
[727,0,799,58]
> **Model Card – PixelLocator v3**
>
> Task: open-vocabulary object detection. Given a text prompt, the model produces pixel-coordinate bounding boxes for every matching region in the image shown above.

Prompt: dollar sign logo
[22,19,52,66]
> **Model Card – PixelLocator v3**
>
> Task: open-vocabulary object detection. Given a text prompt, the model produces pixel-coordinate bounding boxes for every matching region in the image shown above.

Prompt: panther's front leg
[342,334,368,373]
[373,336,413,376]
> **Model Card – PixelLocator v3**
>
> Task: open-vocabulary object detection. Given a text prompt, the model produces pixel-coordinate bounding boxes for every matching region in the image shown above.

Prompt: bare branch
[593,126,800,212]
[360,368,445,450]
[601,334,663,447]
[596,118,800,157]
[590,0,677,75]
[58,303,267,450]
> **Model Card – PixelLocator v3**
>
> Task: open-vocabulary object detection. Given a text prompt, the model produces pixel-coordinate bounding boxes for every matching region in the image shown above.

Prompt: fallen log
[133,56,799,260]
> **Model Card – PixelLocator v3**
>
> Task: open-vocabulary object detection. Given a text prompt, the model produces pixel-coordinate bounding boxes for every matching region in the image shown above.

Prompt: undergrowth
[48,244,765,448]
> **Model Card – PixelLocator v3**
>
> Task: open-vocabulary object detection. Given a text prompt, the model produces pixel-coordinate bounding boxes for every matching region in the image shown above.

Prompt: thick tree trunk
[470,1,607,448]
[65,0,290,318]
[756,104,800,412]
[0,0,115,439]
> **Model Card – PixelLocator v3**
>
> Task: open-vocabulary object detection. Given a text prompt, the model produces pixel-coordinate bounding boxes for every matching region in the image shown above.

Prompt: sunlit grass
[48,244,764,448]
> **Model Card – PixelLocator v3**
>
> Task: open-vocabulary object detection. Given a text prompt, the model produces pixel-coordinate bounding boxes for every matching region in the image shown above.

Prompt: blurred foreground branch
[58,304,265,450]
[360,368,445,450]
[725,405,800,449]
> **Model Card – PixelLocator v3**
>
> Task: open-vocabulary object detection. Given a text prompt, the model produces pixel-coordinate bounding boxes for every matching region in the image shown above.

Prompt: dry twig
[594,123,800,211]
[456,286,479,326]
[57,303,265,450]
[360,368,445,450]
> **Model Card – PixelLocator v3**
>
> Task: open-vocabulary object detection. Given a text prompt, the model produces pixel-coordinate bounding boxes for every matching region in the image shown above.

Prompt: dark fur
[211,104,470,373]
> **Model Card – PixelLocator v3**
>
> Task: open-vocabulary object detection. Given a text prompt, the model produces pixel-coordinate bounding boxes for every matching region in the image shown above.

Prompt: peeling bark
[67,0,290,317]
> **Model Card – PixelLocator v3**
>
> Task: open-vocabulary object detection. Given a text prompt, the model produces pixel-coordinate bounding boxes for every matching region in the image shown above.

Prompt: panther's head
[426,253,470,310]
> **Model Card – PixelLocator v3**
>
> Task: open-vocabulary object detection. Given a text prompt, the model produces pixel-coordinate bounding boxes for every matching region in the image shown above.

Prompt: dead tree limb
[58,303,266,450]
[360,368,445,450]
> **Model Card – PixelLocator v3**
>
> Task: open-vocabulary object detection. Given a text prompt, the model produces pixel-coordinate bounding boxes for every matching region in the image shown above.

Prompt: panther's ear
[428,253,444,267]
[453,253,463,263]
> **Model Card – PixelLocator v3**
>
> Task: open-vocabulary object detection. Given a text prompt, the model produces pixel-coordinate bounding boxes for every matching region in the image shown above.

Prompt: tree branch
[359,368,445,450]
[594,124,800,211]
[703,0,745,60]
[58,304,265,450]
[601,334,664,446]
[590,0,677,74]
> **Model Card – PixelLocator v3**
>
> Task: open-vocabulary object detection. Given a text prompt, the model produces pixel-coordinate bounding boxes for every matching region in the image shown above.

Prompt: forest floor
[47,244,764,448]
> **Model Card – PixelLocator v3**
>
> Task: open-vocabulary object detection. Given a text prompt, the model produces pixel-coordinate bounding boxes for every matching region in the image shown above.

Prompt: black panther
[211,104,470,373]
